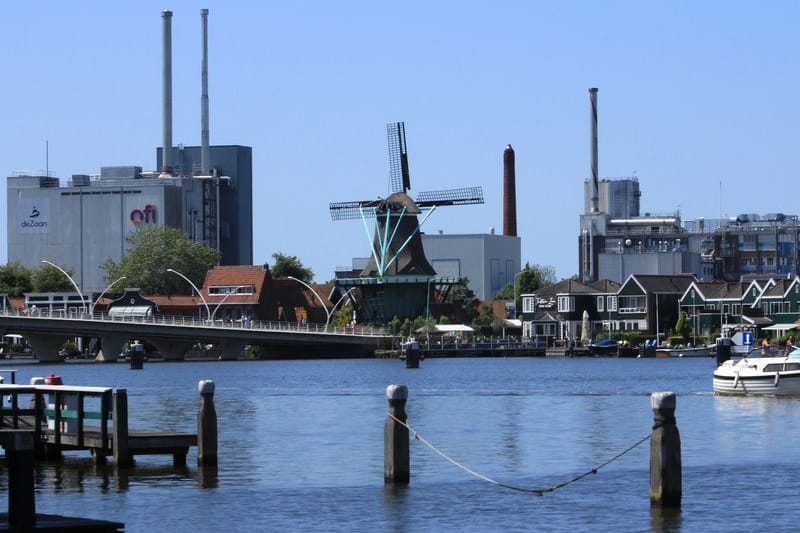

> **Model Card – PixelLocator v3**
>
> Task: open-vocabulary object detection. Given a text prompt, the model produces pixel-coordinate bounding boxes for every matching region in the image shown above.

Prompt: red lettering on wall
[130,204,157,225]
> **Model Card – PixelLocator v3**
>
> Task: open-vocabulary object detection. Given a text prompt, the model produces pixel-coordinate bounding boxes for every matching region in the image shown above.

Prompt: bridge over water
[0,309,388,362]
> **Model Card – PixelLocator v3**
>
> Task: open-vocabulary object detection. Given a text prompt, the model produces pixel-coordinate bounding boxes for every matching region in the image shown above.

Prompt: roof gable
[202,265,270,305]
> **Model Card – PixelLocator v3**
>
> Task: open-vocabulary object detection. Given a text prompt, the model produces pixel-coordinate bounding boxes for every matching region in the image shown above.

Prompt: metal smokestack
[162,9,173,175]
[503,144,517,237]
[589,87,599,213]
[200,8,210,175]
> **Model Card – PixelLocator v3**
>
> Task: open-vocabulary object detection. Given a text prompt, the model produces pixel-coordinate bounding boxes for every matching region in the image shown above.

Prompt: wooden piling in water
[197,380,217,467]
[6,431,36,530]
[384,384,409,483]
[113,389,132,468]
[649,391,681,507]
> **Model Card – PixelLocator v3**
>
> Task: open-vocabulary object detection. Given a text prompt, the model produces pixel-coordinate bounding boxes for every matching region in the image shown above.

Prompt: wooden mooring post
[113,389,132,468]
[384,384,409,483]
[650,391,681,507]
[197,380,217,467]
[3,430,36,530]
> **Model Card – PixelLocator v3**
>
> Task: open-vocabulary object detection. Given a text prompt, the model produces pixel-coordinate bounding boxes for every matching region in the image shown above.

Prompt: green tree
[0,262,33,297]
[494,263,558,316]
[675,311,691,341]
[100,226,220,295]
[472,302,496,336]
[270,252,314,283]
[445,278,480,323]
[332,301,354,328]
[32,264,75,293]
[387,316,403,336]
[493,283,515,300]
[518,262,557,294]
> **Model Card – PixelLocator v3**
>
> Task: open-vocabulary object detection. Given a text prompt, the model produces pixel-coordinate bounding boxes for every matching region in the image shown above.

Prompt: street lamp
[513,270,524,318]
[166,268,210,321]
[328,287,357,326]
[287,276,356,330]
[91,276,126,316]
[41,260,87,315]
[691,289,697,345]
[209,286,246,322]
[426,277,435,320]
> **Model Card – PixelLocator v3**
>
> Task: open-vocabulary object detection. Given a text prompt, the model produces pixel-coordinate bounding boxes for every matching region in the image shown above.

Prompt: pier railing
[0,384,197,467]
[0,384,113,451]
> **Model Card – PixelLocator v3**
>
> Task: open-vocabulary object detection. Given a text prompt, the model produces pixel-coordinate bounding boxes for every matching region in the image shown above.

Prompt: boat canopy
[762,323,797,332]
[416,324,474,334]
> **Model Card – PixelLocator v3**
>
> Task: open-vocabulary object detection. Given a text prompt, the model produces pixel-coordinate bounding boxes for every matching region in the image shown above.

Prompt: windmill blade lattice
[387,122,411,193]
[416,186,484,207]
[329,201,379,221]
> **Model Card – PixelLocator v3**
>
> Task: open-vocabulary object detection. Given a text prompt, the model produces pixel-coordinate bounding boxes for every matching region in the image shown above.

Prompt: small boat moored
[713,349,800,395]
[655,345,713,358]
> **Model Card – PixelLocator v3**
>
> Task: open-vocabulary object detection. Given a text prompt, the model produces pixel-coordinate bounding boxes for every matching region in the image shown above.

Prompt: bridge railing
[0,306,389,337]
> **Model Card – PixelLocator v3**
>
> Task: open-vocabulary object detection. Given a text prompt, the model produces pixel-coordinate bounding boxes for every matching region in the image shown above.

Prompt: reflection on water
[649,505,683,533]
[0,358,798,531]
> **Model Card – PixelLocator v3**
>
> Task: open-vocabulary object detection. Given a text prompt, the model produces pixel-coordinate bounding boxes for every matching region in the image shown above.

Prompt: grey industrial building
[578,176,800,284]
[578,87,800,285]
[6,11,254,295]
[7,144,252,294]
[421,232,520,300]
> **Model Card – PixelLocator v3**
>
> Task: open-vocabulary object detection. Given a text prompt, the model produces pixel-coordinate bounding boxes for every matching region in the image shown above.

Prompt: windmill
[330,122,484,323]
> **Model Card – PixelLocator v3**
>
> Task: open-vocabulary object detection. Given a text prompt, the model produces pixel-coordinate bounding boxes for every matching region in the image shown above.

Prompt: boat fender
[733,372,739,389]
[774,373,780,387]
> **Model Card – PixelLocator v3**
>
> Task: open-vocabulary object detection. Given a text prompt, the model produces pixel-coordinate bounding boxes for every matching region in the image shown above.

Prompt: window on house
[618,295,645,313]
[596,296,604,312]
[523,296,535,313]
[208,284,256,295]
[608,296,617,311]
[557,296,574,313]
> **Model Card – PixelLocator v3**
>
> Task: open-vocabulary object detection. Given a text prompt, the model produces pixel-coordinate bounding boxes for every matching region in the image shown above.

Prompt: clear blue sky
[2,1,798,283]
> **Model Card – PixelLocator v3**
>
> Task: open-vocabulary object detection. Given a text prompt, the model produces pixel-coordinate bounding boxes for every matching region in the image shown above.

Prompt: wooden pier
[0,428,124,532]
[0,384,197,467]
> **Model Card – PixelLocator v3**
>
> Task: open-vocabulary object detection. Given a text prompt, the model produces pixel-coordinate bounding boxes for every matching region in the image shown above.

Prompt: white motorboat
[713,350,800,395]
[654,345,713,358]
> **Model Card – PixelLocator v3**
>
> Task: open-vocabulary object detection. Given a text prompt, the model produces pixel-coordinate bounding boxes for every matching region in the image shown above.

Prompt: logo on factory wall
[17,198,50,234]
[130,204,157,226]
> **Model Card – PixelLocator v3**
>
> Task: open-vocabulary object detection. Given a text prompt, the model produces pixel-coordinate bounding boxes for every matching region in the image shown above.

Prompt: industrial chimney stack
[161,10,173,175]
[589,87,599,213]
[200,9,210,175]
[503,144,517,237]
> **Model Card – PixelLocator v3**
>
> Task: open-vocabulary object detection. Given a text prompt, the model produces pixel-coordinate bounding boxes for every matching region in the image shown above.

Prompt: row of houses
[2,265,349,327]
[520,274,800,345]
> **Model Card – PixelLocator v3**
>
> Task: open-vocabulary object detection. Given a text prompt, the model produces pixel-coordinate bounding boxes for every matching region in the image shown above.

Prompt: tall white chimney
[589,87,599,213]
[200,8,210,175]
[162,10,173,175]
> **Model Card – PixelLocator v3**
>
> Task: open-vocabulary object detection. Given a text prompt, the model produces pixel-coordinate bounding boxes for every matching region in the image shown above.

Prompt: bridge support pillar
[97,334,127,363]
[149,340,193,361]
[27,335,67,363]
[219,341,246,360]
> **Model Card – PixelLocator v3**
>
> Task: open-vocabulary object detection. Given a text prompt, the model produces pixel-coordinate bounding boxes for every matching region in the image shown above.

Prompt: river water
[1,356,799,532]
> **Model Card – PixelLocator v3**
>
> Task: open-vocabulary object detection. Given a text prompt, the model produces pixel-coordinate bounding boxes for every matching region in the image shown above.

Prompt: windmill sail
[387,122,411,193]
